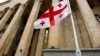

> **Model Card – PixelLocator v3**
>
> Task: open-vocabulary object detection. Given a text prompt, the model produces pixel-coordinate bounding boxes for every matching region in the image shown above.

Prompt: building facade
[0,0,100,56]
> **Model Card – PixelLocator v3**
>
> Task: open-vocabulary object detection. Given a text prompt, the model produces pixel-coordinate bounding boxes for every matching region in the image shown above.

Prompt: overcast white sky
[0,0,7,3]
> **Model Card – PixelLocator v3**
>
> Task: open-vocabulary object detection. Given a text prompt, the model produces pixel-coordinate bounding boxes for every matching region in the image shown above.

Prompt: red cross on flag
[34,0,70,29]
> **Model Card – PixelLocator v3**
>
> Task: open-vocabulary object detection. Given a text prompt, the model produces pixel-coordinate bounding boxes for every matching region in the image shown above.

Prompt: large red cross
[40,3,67,26]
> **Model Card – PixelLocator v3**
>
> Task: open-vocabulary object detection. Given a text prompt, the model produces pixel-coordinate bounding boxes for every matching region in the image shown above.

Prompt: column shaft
[0,4,26,56]
[29,30,39,56]
[76,0,100,47]
[0,8,14,30]
[35,29,45,56]
[15,0,42,56]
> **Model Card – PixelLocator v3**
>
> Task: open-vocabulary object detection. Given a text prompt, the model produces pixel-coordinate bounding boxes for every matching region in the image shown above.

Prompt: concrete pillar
[0,4,26,56]
[0,8,14,31]
[76,0,100,47]
[35,29,45,56]
[47,0,61,48]
[15,0,42,56]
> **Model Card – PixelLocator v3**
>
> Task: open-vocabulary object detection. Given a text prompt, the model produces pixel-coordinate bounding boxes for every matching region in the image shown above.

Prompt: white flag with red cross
[34,0,70,29]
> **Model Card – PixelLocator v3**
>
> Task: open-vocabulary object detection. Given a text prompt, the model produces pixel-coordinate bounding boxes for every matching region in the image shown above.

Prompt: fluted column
[15,0,42,56]
[0,4,26,56]
[47,0,61,48]
[0,8,14,31]
[76,0,100,47]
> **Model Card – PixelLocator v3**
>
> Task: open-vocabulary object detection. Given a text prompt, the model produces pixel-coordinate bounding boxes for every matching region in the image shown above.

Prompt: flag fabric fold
[34,0,70,29]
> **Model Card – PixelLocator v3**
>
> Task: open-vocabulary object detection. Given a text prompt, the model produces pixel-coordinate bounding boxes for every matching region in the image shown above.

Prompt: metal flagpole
[64,0,82,56]
[70,12,82,56]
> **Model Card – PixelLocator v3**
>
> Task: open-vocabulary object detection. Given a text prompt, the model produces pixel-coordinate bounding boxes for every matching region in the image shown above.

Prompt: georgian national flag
[34,0,70,29]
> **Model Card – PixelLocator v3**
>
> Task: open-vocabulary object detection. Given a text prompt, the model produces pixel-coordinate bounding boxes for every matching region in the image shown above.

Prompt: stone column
[0,8,14,30]
[29,30,39,56]
[47,0,61,48]
[0,4,26,56]
[15,0,42,56]
[76,0,100,47]
[35,29,45,56]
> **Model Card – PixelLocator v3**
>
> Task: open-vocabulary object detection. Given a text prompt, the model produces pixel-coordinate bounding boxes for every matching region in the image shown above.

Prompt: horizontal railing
[43,48,100,56]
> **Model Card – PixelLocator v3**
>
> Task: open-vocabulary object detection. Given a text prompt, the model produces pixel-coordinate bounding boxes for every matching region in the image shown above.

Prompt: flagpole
[65,0,82,56]
[70,13,82,56]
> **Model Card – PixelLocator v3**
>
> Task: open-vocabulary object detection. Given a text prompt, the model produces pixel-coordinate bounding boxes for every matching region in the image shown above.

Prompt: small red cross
[59,14,63,18]
[40,21,45,26]
[58,3,62,8]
